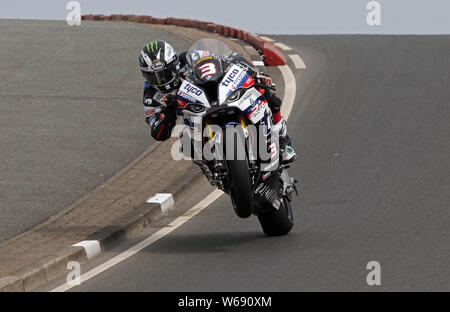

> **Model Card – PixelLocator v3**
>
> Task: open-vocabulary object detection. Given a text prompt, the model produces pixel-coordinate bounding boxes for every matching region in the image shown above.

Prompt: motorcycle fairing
[254,172,283,211]
[192,57,224,84]
[227,87,271,126]
[177,80,211,108]
[218,63,252,104]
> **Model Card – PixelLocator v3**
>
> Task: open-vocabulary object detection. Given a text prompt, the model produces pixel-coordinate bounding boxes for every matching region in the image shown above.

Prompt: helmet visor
[143,62,178,87]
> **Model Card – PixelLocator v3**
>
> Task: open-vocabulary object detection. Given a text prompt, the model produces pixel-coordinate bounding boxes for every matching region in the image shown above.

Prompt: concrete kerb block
[229,27,238,39]
[72,241,101,260]
[165,17,175,25]
[263,42,287,66]
[109,14,122,21]
[238,30,248,41]
[0,245,87,292]
[136,15,151,23]
[121,15,137,21]
[216,24,225,35]
[246,33,265,52]
[0,276,23,292]
[14,263,47,292]
[92,14,105,21]
[149,17,166,25]
[206,23,217,33]
[147,193,175,215]
[223,26,231,37]
[187,19,197,28]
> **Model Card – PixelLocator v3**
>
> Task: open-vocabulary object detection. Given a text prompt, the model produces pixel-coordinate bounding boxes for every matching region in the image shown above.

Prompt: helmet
[139,40,180,92]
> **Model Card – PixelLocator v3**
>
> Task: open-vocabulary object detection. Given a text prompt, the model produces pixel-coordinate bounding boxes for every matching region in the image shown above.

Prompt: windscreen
[187,39,233,67]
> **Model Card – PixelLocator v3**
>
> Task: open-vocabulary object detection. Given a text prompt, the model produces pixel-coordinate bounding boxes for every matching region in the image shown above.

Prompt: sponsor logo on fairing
[221,68,240,87]
[248,97,266,119]
[242,76,255,88]
[235,71,248,86]
[177,91,188,108]
[177,83,208,107]
[183,83,204,96]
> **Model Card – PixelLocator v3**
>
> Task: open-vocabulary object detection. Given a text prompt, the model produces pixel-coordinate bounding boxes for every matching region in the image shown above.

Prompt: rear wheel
[257,196,294,236]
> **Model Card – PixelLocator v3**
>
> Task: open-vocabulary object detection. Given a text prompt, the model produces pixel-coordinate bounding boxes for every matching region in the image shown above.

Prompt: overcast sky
[1,0,450,34]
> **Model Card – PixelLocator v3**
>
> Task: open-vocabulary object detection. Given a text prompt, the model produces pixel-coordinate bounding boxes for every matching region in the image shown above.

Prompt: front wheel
[257,197,294,236]
[224,126,253,218]
[227,159,253,218]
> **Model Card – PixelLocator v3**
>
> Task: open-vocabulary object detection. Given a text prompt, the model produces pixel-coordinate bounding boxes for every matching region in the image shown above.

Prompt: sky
[1,0,450,34]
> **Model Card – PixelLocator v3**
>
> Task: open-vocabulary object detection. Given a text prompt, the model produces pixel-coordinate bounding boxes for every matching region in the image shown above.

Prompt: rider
[138,40,296,163]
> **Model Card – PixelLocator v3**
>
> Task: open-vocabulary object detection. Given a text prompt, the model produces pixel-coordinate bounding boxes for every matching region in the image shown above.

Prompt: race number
[198,63,217,79]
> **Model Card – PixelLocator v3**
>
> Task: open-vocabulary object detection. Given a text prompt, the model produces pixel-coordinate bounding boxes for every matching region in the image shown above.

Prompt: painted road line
[253,60,265,67]
[259,36,274,42]
[279,65,296,119]
[51,189,224,292]
[289,54,306,69]
[51,63,298,292]
[274,42,293,51]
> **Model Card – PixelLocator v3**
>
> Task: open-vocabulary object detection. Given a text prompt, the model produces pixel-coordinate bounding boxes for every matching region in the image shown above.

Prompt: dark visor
[143,62,178,86]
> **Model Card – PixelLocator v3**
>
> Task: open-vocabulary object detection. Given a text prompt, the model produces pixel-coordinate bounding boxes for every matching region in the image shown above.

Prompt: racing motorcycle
[176,39,297,236]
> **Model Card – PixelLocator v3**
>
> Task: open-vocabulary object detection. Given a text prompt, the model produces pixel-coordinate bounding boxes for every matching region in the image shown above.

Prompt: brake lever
[255,82,277,91]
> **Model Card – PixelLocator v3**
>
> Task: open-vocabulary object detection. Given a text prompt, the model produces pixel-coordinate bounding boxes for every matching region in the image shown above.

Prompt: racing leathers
[143,84,178,141]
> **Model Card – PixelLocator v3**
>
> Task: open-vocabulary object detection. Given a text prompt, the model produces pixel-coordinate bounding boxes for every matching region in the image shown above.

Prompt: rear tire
[257,197,294,236]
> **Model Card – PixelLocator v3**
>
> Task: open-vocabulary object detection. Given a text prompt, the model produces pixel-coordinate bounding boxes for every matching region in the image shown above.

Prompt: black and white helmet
[139,40,180,92]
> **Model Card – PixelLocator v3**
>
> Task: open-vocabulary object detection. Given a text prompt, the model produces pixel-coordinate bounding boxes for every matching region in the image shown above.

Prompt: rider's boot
[272,118,296,164]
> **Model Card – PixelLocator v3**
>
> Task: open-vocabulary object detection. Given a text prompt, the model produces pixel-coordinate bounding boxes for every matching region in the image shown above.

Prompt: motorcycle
[175,39,297,236]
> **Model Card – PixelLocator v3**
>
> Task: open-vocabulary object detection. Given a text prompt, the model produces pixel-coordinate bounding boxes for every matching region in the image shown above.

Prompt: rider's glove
[264,89,282,114]
[148,104,177,141]
[160,92,178,108]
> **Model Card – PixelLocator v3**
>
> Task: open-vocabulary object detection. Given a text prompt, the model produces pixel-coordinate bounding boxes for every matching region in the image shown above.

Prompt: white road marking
[279,65,296,119]
[289,54,306,69]
[72,241,101,260]
[51,58,298,293]
[259,36,275,42]
[252,60,265,67]
[273,42,292,51]
[51,189,224,292]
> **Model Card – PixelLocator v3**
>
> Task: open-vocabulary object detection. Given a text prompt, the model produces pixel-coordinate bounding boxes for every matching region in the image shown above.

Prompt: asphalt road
[44,35,450,292]
[0,20,191,243]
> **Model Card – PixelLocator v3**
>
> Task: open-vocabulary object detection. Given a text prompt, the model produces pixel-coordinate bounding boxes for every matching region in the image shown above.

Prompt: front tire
[257,197,294,236]
[227,159,253,218]
[224,126,253,218]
